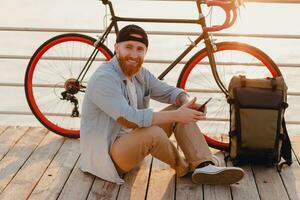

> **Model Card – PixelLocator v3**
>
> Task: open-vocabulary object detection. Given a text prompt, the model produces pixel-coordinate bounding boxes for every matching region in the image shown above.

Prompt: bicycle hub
[64,78,80,94]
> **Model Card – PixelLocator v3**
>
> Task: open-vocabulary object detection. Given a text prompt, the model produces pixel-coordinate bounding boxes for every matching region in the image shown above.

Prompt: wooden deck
[0,126,299,200]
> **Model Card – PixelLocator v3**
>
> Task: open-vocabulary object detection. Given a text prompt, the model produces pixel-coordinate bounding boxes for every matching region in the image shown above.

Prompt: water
[0,0,299,134]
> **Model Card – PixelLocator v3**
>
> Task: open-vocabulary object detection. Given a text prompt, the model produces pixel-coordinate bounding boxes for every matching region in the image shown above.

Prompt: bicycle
[24,0,281,151]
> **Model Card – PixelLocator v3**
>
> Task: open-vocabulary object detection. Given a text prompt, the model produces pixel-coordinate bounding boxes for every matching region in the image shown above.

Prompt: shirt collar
[110,55,145,85]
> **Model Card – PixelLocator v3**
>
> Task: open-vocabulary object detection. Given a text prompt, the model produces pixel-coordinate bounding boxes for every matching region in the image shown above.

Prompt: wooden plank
[0,126,29,160]
[252,165,289,200]
[57,157,95,200]
[0,127,47,193]
[176,145,203,200]
[0,126,8,136]
[28,138,81,200]
[146,135,177,200]
[176,172,203,200]
[291,136,300,160]
[203,151,231,200]
[227,162,260,200]
[146,158,175,200]
[280,136,300,200]
[116,156,152,200]
[87,178,119,200]
[0,132,64,200]
[87,156,152,200]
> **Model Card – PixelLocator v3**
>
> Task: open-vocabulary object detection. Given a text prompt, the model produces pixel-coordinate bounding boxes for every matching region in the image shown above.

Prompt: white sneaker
[192,164,244,185]
[212,154,221,166]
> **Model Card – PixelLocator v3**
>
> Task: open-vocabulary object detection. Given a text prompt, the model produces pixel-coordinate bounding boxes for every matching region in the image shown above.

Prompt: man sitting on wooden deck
[80,24,245,185]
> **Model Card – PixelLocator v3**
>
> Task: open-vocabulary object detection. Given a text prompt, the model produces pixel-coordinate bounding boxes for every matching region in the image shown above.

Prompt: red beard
[118,55,143,77]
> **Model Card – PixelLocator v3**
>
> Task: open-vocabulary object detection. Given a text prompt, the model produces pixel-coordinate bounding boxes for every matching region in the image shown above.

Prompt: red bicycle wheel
[177,42,280,151]
[25,33,113,138]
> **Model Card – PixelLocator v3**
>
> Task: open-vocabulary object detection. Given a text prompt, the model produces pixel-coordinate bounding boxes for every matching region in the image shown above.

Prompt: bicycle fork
[203,33,228,96]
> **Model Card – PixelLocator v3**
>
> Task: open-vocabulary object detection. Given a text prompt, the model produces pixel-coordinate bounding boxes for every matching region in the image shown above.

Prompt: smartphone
[198,97,212,112]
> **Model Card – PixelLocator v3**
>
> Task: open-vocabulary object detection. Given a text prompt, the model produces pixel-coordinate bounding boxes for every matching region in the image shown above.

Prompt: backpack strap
[270,77,277,90]
[239,75,246,87]
[277,118,293,172]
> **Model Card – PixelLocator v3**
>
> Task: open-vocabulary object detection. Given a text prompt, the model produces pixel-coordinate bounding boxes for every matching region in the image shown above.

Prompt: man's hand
[152,97,207,126]
[175,97,206,124]
[175,93,207,114]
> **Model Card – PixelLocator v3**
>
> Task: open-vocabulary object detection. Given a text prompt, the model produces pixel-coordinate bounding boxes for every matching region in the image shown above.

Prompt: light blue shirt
[80,56,186,184]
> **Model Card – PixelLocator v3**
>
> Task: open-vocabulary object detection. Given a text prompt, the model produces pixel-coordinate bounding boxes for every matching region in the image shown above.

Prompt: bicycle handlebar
[203,0,238,32]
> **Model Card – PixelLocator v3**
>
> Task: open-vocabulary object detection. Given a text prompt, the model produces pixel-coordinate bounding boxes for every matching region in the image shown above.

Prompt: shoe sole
[192,168,244,185]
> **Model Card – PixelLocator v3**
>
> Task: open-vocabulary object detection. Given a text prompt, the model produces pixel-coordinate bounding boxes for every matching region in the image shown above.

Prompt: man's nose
[129,49,139,59]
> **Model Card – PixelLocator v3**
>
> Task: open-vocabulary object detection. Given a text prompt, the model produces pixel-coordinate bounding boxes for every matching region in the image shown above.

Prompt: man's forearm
[152,92,190,125]
[152,110,178,125]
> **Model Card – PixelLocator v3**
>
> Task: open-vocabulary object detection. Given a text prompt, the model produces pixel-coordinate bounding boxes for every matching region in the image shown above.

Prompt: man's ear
[114,43,119,51]
[114,43,119,56]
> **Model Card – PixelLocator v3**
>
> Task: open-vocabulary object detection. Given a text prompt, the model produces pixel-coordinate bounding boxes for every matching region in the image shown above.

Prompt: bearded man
[80,24,244,185]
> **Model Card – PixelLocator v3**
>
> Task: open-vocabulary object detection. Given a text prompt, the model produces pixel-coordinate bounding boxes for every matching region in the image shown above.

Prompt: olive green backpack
[227,75,292,171]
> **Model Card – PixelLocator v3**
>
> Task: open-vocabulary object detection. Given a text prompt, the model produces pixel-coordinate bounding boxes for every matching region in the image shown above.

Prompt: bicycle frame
[77,0,228,95]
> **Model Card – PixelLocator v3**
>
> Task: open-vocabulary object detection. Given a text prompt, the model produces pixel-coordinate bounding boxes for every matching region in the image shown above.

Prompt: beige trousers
[110,105,213,177]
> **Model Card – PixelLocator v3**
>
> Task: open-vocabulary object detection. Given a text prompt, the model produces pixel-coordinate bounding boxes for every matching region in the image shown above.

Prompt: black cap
[116,24,148,48]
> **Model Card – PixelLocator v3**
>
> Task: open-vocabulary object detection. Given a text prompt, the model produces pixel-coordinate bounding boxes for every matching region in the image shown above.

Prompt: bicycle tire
[177,42,280,151]
[25,33,113,138]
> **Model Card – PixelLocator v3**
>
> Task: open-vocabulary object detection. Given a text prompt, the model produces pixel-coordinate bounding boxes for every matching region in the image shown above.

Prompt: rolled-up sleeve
[87,73,153,128]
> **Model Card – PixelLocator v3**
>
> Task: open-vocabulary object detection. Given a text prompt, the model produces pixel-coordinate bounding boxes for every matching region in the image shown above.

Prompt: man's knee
[175,122,199,133]
[140,126,168,141]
